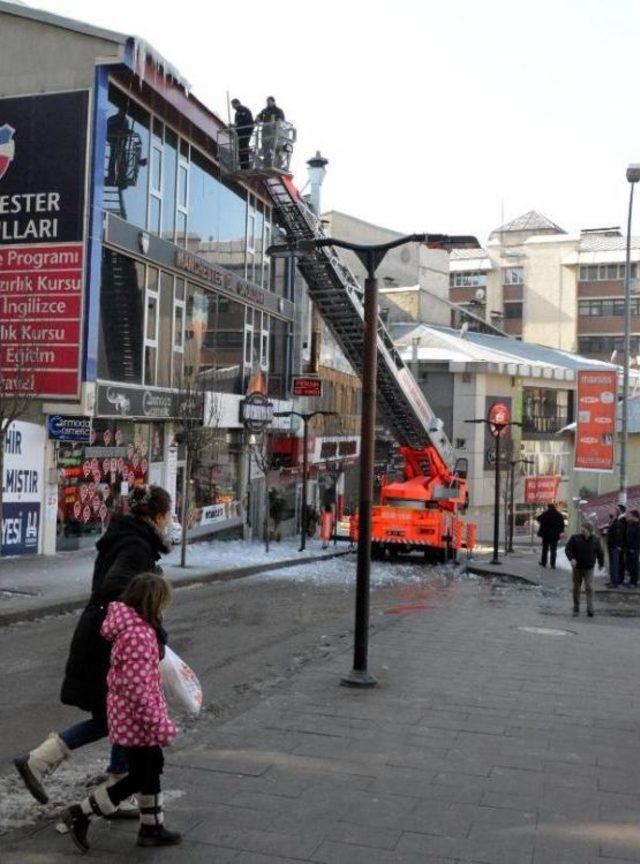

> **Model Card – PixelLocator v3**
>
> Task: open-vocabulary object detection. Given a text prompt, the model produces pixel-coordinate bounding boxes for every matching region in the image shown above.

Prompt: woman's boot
[62,785,117,853]
[14,732,70,804]
[136,793,181,847]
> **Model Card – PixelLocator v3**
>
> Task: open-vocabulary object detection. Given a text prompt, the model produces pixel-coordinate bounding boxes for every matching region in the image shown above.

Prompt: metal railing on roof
[218,122,297,174]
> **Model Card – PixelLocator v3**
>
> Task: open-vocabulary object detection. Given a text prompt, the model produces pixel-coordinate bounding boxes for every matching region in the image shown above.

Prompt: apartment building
[449,211,640,363]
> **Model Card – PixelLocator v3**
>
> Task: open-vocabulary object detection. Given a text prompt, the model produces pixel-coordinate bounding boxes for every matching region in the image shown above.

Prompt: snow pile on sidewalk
[0,753,104,834]
[247,554,453,587]
[165,536,344,571]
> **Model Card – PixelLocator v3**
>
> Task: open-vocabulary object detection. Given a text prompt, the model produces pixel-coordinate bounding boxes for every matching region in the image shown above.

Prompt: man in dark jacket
[608,503,627,586]
[536,503,565,568]
[565,521,605,616]
[626,509,640,587]
[230,98,254,170]
[256,96,285,168]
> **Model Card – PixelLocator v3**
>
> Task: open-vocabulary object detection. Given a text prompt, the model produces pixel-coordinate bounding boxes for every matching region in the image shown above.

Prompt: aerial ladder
[218,125,476,560]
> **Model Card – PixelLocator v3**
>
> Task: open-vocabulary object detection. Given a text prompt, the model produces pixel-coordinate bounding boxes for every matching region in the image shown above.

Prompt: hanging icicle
[131,38,192,95]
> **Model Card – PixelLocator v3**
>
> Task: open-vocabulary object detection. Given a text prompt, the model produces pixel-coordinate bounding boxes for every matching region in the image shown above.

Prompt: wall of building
[322,211,451,324]
[0,13,122,95]
[521,239,578,351]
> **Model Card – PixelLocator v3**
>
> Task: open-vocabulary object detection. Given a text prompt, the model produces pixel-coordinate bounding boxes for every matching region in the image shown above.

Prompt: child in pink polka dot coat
[62,573,181,852]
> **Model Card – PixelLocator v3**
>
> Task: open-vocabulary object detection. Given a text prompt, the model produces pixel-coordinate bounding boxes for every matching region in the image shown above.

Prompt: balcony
[217,123,296,175]
[522,408,569,435]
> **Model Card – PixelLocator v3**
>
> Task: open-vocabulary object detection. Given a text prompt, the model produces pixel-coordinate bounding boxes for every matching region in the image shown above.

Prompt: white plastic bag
[160,646,203,716]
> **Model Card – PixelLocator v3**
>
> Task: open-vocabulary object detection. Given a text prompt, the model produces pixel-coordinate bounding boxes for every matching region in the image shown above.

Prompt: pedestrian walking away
[320,504,334,550]
[626,509,640,587]
[256,96,285,168]
[565,521,605,617]
[230,97,254,170]
[13,485,173,814]
[607,503,627,586]
[62,572,181,852]
[536,502,565,568]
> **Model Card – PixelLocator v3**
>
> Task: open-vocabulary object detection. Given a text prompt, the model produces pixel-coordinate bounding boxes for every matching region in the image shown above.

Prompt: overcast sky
[27,0,640,244]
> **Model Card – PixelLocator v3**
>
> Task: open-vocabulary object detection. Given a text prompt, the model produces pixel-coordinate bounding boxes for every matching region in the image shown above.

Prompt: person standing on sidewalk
[607,504,628,586]
[604,509,617,583]
[536,502,565,568]
[62,573,180,852]
[13,485,172,809]
[625,509,640,588]
[565,522,605,617]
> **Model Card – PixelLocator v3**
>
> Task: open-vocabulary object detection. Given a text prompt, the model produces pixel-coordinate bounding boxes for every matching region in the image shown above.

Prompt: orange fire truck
[351,447,475,562]
[218,126,477,560]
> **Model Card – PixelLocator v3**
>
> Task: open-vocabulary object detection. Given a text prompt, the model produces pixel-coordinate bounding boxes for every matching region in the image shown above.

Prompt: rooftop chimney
[306,151,328,216]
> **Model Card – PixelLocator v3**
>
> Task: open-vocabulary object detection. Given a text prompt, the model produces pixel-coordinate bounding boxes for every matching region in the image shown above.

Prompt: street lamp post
[466,416,522,565]
[273,410,337,551]
[619,163,640,506]
[269,231,479,688]
[507,458,534,554]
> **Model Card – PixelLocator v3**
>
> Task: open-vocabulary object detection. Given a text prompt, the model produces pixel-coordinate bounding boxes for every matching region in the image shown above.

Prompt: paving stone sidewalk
[5,577,640,863]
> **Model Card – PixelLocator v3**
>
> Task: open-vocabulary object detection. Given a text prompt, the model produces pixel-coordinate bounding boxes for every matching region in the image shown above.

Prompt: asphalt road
[0,559,426,773]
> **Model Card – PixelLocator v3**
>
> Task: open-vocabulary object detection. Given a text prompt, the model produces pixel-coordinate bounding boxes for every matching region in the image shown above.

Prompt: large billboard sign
[575,370,617,472]
[0,91,88,399]
[2,420,45,556]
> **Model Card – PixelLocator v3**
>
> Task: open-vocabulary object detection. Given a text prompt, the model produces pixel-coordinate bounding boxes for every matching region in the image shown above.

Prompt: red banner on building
[524,475,561,505]
[575,369,617,472]
[0,242,84,398]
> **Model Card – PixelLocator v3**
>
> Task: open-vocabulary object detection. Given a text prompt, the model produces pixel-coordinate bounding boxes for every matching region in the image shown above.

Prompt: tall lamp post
[619,163,640,506]
[269,231,479,688]
[466,411,522,565]
[507,458,534,553]
[273,410,337,551]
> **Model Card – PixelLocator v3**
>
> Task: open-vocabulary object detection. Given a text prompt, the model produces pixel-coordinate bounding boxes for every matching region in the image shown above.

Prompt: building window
[172,279,185,386]
[578,335,640,355]
[578,299,640,317]
[579,263,638,281]
[144,267,159,386]
[98,249,144,383]
[105,85,151,229]
[503,267,524,285]
[503,302,523,319]
[451,271,487,288]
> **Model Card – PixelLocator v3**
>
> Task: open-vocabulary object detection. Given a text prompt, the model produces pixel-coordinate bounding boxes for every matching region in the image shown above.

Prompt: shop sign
[175,248,265,306]
[575,370,617,472]
[84,446,127,458]
[315,437,360,462]
[96,384,195,420]
[292,376,322,398]
[524,475,561,505]
[2,420,45,556]
[484,396,513,470]
[0,91,89,398]
[48,414,91,443]
[200,503,226,525]
[240,391,274,431]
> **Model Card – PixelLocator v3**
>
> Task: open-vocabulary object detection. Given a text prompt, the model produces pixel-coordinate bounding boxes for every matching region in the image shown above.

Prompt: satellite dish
[474,288,486,302]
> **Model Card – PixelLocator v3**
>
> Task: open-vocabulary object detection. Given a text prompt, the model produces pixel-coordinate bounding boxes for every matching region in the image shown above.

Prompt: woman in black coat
[14,485,172,806]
